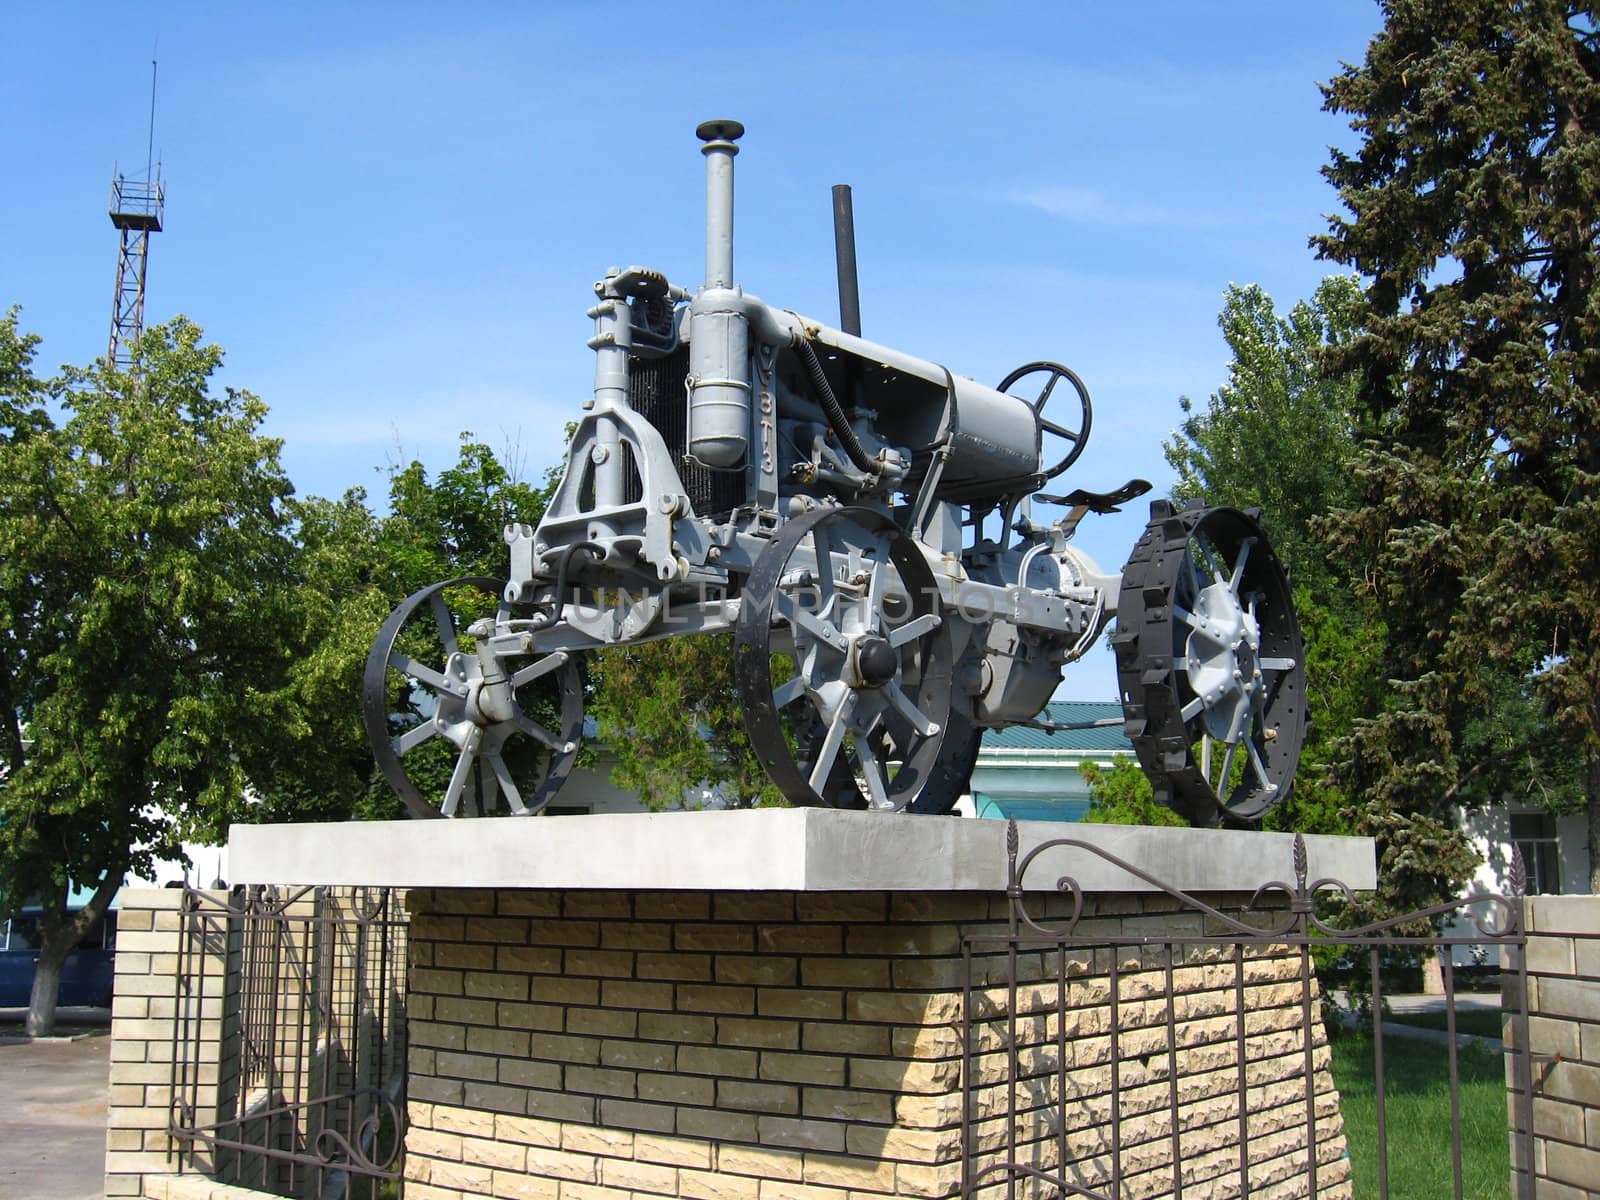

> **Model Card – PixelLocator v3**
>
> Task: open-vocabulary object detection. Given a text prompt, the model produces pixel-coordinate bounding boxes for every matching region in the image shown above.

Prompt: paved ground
[1386,990,1501,1014]
[0,1028,110,1200]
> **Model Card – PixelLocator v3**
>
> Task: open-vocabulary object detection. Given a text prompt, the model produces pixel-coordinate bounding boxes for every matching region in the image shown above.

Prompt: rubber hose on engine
[794,337,879,476]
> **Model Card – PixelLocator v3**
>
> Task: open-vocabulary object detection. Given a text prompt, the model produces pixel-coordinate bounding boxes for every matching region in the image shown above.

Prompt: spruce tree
[1317,1,1600,891]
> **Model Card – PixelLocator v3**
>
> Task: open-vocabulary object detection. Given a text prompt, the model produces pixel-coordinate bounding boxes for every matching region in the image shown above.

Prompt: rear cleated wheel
[1114,502,1306,826]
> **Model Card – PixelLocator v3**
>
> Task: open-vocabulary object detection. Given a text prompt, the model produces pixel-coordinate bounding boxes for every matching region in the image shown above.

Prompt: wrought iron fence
[170,884,408,1199]
[962,822,1535,1200]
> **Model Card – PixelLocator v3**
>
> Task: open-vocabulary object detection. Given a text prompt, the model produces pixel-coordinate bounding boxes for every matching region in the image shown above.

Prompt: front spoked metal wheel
[362,577,583,818]
[1115,504,1306,825]
[735,506,951,811]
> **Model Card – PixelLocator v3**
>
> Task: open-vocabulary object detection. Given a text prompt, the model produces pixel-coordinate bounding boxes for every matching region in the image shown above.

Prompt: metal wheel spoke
[777,591,848,652]
[773,676,806,708]
[1037,372,1059,407]
[440,731,481,817]
[460,762,484,817]
[1228,540,1252,594]
[1225,699,1249,745]
[864,554,886,620]
[811,527,837,608]
[489,753,528,815]
[1180,697,1205,723]
[513,712,565,752]
[511,651,569,689]
[885,682,939,736]
[855,737,894,810]
[429,592,460,658]
[1173,603,1203,632]
[887,611,941,648]
[807,700,854,793]
[479,757,498,814]
[393,720,439,756]
[389,653,467,699]
[1244,737,1276,794]
[1260,656,1296,671]
[1215,740,1238,796]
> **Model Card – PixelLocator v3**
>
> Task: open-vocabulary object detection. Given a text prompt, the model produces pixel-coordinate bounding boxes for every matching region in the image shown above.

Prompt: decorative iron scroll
[1003,819,1525,944]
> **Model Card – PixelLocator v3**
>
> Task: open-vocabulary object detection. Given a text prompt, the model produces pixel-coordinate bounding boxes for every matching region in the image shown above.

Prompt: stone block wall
[1512,894,1600,1199]
[403,887,1350,1200]
[104,888,233,1198]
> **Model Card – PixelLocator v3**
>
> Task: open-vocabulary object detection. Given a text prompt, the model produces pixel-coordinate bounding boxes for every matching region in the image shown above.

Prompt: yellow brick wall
[403,889,1352,1200]
[1510,896,1600,1200]
[104,889,222,1198]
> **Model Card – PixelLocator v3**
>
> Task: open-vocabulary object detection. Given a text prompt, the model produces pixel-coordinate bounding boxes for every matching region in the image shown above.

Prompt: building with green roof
[960,700,1134,822]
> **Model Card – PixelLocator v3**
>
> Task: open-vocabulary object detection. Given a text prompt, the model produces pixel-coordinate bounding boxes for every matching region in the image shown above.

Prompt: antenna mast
[107,55,165,374]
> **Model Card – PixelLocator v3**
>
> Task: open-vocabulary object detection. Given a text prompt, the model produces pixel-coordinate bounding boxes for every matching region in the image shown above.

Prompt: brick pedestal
[401,887,1350,1200]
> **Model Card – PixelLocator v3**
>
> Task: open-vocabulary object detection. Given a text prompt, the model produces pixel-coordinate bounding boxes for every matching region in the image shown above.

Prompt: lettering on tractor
[362,121,1306,826]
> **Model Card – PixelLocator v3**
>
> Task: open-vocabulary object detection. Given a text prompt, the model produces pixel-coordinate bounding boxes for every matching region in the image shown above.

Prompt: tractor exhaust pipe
[831,184,862,337]
[698,119,743,289]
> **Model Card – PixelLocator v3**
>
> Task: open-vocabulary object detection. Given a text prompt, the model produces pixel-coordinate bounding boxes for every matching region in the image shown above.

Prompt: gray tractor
[363,121,1305,826]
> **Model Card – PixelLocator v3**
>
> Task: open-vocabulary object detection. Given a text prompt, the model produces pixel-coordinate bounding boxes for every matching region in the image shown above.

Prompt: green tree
[587,636,781,810]
[1167,277,1366,606]
[1080,759,1185,827]
[252,436,561,824]
[0,314,302,1035]
[1163,278,1388,839]
[1316,0,1599,894]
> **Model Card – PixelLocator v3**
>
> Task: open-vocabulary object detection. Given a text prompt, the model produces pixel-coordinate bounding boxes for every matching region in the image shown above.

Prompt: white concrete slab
[229,809,1376,894]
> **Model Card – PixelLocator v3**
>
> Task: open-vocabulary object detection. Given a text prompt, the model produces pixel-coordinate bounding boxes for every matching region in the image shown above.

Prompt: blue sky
[2,2,1381,700]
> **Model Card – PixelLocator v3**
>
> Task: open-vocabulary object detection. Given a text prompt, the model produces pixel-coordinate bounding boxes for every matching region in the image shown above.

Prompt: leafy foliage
[253,436,561,823]
[0,314,301,1032]
[1163,279,1385,839]
[587,637,782,811]
[1316,0,1600,893]
[1080,760,1185,827]
[1167,277,1366,606]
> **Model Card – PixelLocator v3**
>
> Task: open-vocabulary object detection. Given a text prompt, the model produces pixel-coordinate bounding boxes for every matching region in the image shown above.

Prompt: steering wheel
[996,361,1093,479]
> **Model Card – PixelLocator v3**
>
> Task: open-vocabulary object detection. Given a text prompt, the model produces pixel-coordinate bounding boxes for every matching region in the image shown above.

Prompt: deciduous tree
[1163,279,1390,840]
[252,436,561,823]
[0,314,301,1035]
[1166,277,1366,607]
[587,636,781,810]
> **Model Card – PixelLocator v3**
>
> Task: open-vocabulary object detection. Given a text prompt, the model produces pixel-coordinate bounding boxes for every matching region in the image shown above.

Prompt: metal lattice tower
[107,58,164,373]
[106,168,164,372]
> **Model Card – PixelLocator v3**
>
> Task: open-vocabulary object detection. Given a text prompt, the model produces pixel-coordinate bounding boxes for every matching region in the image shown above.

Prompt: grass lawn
[1383,1008,1505,1040]
[1330,1032,1510,1198]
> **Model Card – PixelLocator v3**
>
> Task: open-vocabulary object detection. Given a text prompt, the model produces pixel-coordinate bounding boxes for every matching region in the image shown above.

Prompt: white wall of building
[1442,801,1591,964]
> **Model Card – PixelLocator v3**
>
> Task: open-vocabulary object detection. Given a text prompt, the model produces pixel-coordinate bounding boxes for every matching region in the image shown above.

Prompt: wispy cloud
[1007,185,1213,230]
